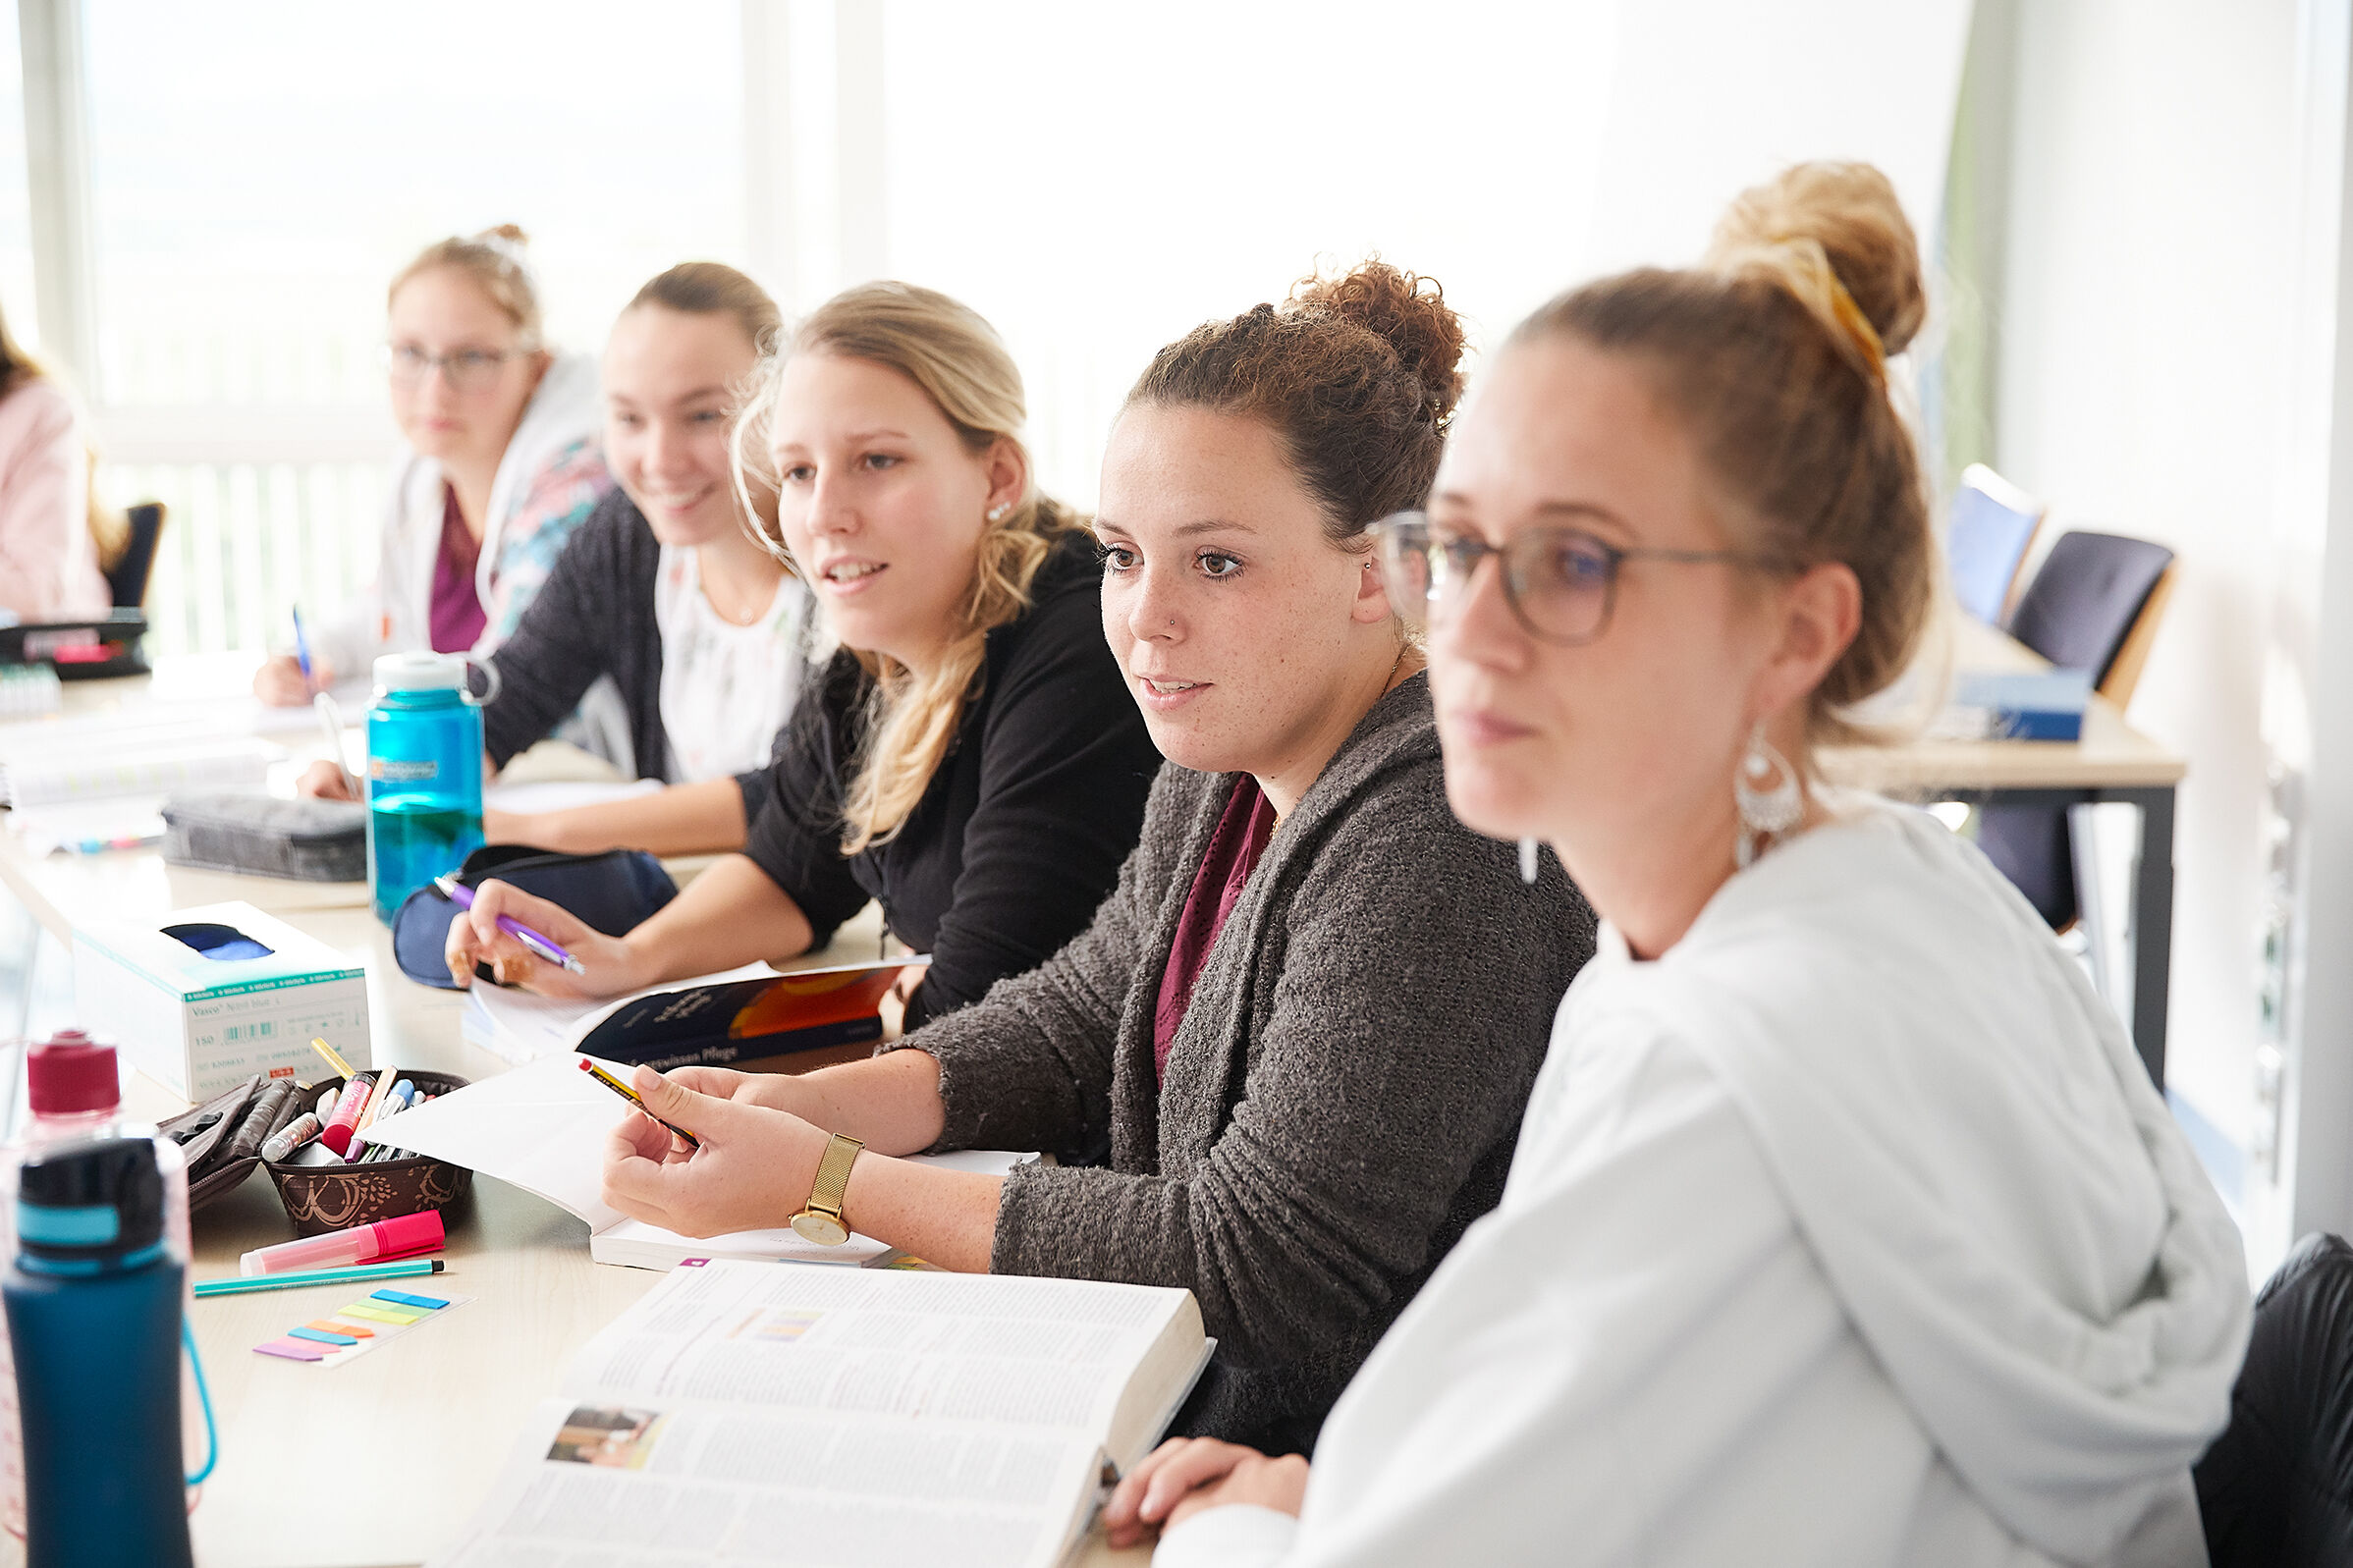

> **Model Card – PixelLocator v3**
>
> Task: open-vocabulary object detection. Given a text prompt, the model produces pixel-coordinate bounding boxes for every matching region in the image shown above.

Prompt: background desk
[1820,616,2186,1085]
[0,674,1144,1567]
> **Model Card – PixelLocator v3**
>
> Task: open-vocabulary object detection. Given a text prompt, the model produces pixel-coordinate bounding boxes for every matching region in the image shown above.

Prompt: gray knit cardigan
[886,674,1597,1452]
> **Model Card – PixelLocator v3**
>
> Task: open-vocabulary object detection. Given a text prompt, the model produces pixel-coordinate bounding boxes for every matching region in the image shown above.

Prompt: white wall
[1991,0,2305,1211]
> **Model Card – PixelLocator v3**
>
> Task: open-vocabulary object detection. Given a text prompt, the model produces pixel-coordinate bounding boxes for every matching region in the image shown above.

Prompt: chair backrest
[2004,528,2176,701]
[2195,1232,2353,1567]
[106,501,166,609]
[1946,463,2045,625]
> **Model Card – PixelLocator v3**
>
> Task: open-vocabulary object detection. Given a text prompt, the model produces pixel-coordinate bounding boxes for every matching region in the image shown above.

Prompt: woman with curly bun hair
[599,260,1598,1453]
[1110,163,2247,1568]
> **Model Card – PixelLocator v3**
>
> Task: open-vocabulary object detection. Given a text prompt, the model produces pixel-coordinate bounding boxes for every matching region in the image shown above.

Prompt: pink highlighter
[238,1211,446,1277]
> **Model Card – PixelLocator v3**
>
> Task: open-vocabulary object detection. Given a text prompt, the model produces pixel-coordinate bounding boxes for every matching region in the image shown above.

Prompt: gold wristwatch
[790,1133,865,1246]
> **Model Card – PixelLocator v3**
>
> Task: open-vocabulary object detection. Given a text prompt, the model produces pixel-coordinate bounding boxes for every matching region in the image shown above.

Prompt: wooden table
[1819,616,2187,1084]
[0,672,1144,1567]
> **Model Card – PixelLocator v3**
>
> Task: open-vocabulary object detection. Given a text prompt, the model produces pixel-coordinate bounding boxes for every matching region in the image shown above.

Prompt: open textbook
[463,957,927,1072]
[366,1050,1033,1271]
[431,1259,1212,1568]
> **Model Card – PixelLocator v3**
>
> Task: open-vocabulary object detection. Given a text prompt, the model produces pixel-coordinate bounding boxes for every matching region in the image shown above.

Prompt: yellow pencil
[309,1037,356,1081]
[576,1058,701,1150]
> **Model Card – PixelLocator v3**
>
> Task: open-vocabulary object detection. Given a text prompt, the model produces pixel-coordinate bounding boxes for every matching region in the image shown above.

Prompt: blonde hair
[0,299,123,569]
[731,281,1081,854]
[388,224,545,349]
[627,261,782,355]
[1510,160,1939,750]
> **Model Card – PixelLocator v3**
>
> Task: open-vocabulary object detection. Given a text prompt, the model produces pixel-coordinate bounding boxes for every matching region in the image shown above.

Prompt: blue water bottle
[366,651,489,923]
[6,1137,207,1568]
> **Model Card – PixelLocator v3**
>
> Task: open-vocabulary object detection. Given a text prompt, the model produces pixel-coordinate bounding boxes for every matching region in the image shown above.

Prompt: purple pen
[433,876,587,974]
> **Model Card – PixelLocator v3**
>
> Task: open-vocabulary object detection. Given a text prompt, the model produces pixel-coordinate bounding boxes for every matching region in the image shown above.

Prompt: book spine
[598,1014,886,1074]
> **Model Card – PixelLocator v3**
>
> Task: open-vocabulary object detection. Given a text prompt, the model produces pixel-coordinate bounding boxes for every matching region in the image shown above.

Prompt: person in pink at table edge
[252,225,609,704]
[1105,162,2250,1566]
[0,297,112,622]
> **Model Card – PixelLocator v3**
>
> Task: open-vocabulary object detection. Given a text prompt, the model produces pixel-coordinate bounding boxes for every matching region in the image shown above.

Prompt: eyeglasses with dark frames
[1370,510,1795,646]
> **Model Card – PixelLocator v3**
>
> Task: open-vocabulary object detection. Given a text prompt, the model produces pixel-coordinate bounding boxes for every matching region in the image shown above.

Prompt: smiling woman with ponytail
[446,281,1162,1033]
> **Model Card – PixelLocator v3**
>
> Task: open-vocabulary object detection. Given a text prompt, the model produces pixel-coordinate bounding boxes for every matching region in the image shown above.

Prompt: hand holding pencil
[443,878,642,1002]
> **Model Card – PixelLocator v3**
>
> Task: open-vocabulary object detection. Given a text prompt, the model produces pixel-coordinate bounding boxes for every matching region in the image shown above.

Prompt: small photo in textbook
[546,1406,665,1471]
[576,955,929,1072]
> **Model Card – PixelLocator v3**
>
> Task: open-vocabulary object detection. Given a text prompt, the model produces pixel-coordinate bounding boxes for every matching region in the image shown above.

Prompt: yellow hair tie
[1823,271,1887,385]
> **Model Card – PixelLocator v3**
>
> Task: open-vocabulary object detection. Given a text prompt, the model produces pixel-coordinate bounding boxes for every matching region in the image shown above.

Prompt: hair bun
[1293,259,1468,421]
[477,223,531,251]
[1709,162,1925,357]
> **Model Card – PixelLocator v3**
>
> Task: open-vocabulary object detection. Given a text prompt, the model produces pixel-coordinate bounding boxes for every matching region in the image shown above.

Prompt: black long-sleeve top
[741,530,1160,1029]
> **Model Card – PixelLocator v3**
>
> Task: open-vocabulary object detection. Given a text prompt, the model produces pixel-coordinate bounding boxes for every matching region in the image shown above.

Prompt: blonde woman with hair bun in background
[1111,164,2248,1567]
[254,225,611,703]
[0,297,111,621]
[447,281,1161,1031]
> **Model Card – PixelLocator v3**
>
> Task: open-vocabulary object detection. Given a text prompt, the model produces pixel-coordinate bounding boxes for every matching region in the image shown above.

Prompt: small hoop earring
[1733,719,1804,869]
[986,503,1012,524]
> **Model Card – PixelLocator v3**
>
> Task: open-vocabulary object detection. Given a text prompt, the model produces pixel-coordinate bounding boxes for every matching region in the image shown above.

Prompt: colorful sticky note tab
[288,1326,357,1346]
[309,1319,373,1338]
[337,1303,421,1325]
[370,1289,448,1310]
[254,1337,327,1362]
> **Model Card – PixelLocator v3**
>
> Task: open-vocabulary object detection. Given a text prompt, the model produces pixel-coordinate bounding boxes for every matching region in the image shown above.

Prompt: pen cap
[27,1030,120,1117]
[371,1209,445,1259]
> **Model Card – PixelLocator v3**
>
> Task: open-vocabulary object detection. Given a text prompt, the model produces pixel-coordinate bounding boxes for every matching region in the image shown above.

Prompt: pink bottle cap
[370,1210,446,1261]
[27,1030,119,1116]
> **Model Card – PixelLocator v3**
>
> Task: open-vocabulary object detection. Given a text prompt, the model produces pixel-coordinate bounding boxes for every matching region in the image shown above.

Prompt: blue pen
[292,604,314,689]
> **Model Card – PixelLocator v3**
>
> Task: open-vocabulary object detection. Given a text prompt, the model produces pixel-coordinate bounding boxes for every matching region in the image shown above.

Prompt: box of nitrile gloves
[71,900,370,1099]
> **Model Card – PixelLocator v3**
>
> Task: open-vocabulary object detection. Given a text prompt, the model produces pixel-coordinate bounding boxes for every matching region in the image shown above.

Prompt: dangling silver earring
[986,503,1012,523]
[1733,719,1804,869]
[1518,838,1540,885]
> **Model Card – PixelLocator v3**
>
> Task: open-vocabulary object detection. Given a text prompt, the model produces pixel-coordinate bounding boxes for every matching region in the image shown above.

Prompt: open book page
[430,1261,1206,1568]
[431,1393,1106,1568]
[366,1054,1039,1269]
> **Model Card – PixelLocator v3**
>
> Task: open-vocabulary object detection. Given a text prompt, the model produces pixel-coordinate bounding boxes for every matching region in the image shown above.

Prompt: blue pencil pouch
[390,844,678,990]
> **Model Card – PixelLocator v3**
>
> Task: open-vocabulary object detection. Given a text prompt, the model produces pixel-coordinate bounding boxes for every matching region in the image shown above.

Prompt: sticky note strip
[372,1290,448,1310]
[254,1337,328,1362]
[253,1290,469,1370]
[338,1304,422,1325]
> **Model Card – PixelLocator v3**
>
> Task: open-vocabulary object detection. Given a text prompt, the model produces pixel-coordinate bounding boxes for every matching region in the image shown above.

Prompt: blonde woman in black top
[447,283,1160,1028]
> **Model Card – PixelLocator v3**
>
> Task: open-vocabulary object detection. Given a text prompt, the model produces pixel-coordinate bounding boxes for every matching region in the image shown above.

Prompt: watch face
[791,1211,849,1247]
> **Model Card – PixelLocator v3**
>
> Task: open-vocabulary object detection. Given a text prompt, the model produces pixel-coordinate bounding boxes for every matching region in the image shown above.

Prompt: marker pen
[238,1210,445,1276]
[317,1074,376,1157]
[259,1112,324,1163]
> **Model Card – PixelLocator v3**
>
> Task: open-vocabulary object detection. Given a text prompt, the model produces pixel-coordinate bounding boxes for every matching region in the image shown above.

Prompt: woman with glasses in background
[1105,163,2247,1568]
[253,225,610,703]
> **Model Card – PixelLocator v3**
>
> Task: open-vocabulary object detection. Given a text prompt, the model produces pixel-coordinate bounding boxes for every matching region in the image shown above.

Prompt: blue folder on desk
[1949,669,2093,742]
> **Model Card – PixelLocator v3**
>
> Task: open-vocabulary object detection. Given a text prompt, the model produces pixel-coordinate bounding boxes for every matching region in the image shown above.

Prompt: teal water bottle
[6,1137,212,1568]
[366,651,489,924]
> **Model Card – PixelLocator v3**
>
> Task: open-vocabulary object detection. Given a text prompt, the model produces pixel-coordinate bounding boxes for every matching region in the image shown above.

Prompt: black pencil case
[160,792,368,883]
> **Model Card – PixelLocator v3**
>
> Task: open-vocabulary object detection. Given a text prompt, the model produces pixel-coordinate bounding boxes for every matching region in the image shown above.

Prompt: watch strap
[806,1132,864,1221]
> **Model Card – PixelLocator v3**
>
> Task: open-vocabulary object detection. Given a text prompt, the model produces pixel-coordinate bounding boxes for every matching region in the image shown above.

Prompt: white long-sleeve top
[1158,795,2250,1568]
[0,376,108,621]
[311,351,608,679]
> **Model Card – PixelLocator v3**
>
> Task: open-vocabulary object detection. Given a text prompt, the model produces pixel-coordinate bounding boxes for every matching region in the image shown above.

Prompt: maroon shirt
[428,486,488,654]
[1153,774,1278,1083]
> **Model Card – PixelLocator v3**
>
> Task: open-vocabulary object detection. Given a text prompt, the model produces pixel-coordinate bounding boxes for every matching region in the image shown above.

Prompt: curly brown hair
[1124,258,1467,545]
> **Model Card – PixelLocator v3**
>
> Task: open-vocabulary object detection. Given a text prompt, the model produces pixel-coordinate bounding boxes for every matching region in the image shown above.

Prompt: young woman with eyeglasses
[589,262,1597,1456]
[253,226,610,703]
[1106,164,2248,1567]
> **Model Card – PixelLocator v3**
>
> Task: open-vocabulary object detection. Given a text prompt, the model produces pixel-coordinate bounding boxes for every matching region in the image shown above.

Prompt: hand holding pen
[442,877,642,1001]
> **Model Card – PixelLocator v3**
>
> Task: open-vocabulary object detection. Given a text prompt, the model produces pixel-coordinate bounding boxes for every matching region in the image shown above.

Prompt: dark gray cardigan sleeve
[908,756,1585,1373]
[880,762,1185,1162]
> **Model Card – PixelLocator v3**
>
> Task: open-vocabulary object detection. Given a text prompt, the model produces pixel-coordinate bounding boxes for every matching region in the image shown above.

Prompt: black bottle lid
[15,1137,165,1270]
